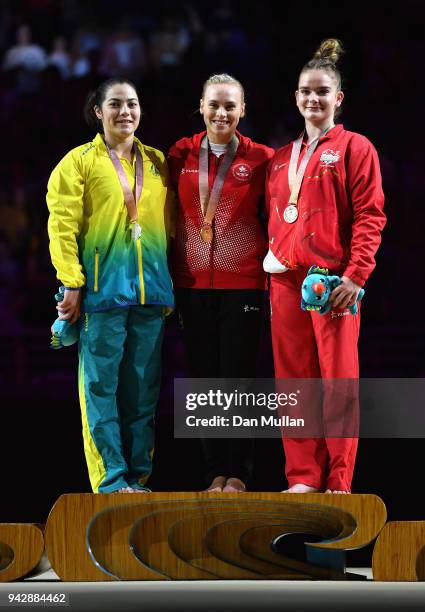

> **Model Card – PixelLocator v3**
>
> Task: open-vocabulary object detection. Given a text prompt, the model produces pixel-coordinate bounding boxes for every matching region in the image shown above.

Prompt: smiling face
[94,82,141,143]
[295,69,344,130]
[200,83,245,144]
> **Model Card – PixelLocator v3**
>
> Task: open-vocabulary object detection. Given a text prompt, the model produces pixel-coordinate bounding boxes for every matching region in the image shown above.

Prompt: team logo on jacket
[320,149,340,166]
[181,168,198,174]
[232,163,252,182]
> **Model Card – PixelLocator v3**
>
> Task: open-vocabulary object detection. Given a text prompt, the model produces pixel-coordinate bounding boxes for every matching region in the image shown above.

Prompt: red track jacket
[168,131,274,289]
[266,125,386,286]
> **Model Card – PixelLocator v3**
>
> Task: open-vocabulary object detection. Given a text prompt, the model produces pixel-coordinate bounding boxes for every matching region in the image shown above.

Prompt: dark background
[0,0,424,569]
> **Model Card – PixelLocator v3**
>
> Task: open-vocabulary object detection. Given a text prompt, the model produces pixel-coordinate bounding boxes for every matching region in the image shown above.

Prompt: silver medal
[131,222,142,241]
[283,204,298,224]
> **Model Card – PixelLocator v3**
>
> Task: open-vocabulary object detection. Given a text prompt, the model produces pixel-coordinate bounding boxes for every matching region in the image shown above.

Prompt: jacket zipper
[94,248,99,292]
[136,239,145,304]
[286,148,305,268]
[288,226,297,268]
[209,154,220,288]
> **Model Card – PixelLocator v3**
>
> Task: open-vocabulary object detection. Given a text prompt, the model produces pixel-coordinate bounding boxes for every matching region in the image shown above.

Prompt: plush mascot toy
[301,265,364,315]
[50,286,79,349]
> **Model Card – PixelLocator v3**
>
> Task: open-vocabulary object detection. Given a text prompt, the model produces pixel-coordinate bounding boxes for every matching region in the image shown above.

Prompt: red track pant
[270,270,360,492]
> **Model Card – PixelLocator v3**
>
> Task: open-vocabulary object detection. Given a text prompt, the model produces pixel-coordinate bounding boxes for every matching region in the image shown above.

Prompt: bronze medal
[200,224,213,243]
[198,135,239,247]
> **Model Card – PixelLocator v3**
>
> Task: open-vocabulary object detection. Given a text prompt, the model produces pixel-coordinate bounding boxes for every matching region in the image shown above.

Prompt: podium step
[43,492,386,582]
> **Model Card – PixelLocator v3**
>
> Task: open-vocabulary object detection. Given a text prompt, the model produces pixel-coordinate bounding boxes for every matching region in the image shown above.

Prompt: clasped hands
[329,276,362,310]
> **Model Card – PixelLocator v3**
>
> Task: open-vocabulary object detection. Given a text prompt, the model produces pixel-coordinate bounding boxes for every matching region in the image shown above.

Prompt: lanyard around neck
[106,140,143,224]
[198,134,239,241]
[287,127,332,205]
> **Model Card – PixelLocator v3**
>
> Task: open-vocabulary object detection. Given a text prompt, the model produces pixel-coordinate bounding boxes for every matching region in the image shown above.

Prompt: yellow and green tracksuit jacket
[46,133,174,312]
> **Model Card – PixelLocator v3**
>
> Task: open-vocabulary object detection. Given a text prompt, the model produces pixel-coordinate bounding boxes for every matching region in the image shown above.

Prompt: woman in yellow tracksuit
[46,78,174,493]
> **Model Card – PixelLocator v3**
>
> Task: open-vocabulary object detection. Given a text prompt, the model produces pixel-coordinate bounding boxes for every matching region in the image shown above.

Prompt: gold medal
[283,204,298,223]
[200,224,213,243]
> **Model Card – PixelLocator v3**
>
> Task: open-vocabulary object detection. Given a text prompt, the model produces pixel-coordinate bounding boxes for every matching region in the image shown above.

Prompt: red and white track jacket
[168,131,274,289]
[266,124,386,286]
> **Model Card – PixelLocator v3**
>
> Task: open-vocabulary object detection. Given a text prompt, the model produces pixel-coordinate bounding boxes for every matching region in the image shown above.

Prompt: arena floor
[0,569,424,612]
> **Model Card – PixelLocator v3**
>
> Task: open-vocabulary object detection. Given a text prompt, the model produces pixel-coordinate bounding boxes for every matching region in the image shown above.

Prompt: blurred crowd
[0,0,423,386]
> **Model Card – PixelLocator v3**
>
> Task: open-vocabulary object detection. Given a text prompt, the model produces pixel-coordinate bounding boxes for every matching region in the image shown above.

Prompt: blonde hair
[301,38,344,89]
[201,73,245,103]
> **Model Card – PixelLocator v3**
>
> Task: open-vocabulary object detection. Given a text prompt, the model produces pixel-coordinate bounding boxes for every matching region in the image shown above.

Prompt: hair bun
[313,38,344,64]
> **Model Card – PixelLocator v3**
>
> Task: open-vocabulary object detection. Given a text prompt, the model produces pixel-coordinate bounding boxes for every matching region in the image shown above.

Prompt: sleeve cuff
[342,267,366,287]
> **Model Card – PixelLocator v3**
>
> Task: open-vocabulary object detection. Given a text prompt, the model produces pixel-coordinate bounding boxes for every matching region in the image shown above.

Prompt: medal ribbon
[287,126,332,206]
[199,134,239,231]
[106,140,143,225]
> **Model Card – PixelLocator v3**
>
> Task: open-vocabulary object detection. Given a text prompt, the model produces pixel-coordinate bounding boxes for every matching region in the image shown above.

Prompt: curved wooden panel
[171,513,310,579]
[133,498,365,579]
[166,502,289,563]
[129,507,218,580]
[0,524,44,582]
[91,499,324,580]
[206,517,345,579]
[132,501,324,578]
[137,508,266,579]
[87,503,169,581]
[294,494,386,552]
[239,524,358,580]
[372,521,425,581]
[45,492,386,581]
[90,502,216,580]
[45,493,160,581]
[171,502,355,579]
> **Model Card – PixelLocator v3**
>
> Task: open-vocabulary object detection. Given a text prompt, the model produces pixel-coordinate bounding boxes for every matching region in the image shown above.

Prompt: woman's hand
[329,276,362,310]
[57,289,82,324]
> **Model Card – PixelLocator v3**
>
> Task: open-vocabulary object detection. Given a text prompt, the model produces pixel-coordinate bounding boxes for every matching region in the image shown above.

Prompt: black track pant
[176,288,265,485]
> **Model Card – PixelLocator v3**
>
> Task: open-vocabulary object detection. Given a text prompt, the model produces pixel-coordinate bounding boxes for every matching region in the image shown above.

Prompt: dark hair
[84,78,139,132]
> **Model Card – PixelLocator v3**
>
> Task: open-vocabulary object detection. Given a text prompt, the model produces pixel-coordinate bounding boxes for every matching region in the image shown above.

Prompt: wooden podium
[1,493,424,581]
[44,492,385,581]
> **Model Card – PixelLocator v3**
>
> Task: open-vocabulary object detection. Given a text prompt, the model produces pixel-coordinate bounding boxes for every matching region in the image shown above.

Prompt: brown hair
[300,38,344,90]
[201,73,245,104]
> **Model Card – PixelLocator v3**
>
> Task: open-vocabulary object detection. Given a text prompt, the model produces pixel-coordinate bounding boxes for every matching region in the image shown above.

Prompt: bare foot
[116,486,150,493]
[282,483,319,493]
[206,476,226,492]
[223,477,246,492]
[325,489,350,494]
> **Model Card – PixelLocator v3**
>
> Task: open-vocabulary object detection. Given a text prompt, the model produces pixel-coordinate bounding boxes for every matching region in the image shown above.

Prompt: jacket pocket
[94,247,99,293]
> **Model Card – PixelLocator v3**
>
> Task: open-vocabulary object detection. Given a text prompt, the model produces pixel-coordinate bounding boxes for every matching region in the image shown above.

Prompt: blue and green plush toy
[301,265,364,315]
[50,286,79,349]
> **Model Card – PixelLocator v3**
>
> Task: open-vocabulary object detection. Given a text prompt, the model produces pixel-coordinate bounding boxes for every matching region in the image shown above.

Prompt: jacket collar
[93,133,145,157]
[193,130,246,154]
[320,123,343,142]
[301,124,344,146]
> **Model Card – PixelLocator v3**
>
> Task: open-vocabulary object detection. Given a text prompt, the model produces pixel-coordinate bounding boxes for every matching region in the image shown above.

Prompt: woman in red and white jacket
[265,39,386,493]
[168,74,274,493]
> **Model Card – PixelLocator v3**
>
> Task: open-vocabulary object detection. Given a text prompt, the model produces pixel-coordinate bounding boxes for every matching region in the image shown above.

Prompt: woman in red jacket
[168,74,274,492]
[266,39,386,493]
